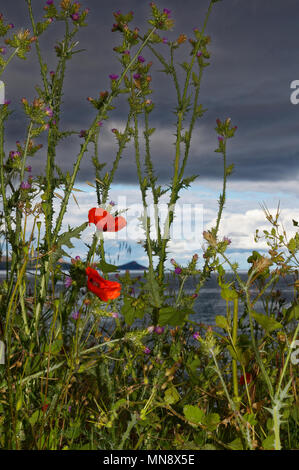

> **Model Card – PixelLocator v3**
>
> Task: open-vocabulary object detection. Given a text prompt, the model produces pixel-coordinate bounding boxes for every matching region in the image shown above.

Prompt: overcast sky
[1,0,298,269]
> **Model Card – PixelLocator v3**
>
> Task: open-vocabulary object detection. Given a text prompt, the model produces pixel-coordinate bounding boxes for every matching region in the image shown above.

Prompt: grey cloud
[1,0,299,188]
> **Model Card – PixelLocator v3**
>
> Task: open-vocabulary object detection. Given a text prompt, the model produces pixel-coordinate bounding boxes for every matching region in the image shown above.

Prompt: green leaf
[251,311,283,333]
[44,338,63,355]
[215,315,229,331]
[220,286,238,301]
[183,405,205,425]
[284,303,299,323]
[158,306,190,326]
[262,434,275,450]
[164,386,180,405]
[228,438,244,450]
[205,413,220,431]
[121,297,136,326]
[98,260,119,273]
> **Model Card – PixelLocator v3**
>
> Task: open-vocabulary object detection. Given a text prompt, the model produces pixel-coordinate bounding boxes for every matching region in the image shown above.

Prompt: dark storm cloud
[1,0,299,185]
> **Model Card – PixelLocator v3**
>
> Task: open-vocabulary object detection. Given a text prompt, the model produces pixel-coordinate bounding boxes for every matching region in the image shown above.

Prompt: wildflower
[218,136,224,142]
[49,70,55,76]
[25,165,32,172]
[79,129,87,138]
[111,312,119,318]
[71,310,80,320]
[109,74,119,80]
[9,150,20,159]
[196,51,202,57]
[143,347,151,354]
[147,325,155,333]
[97,121,103,127]
[137,55,145,63]
[75,255,81,261]
[4,100,11,106]
[44,106,53,117]
[20,181,31,190]
[46,0,54,4]
[162,37,168,44]
[85,267,121,301]
[8,23,14,29]
[223,236,231,245]
[71,13,80,21]
[133,73,141,80]
[175,267,182,275]
[111,128,117,133]
[239,372,252,386]
[170,258,176,265]
[154,326,164,335]
[123,50,130,55]
[163,8,171,17]
[68,405,72,413]
[0,47,6,55]
[64,276,73,289]
[191,293,198,299]
[88,207,126,232]
[193,332,200,340]
[109,200,116,207]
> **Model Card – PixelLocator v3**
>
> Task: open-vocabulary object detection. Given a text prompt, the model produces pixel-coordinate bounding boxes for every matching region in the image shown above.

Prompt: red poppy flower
[86,267,121,301]
[239,372,252,386]
[88,207,126,232]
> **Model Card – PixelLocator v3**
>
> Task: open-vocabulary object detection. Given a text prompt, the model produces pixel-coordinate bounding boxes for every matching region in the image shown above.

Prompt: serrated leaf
[164,386,180,405]
[252,311,283,333]
[183,405,205,425]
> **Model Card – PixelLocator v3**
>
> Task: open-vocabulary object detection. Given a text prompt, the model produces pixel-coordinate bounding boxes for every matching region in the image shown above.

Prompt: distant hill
[117,261,148,271]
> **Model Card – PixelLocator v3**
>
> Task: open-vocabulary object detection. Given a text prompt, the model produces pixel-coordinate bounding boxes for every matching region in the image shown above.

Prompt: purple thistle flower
[137,55,145,63]
[49,70,55,76]
[223,236,232,245]
[71,310,80,320]
[175,267,182,275]
[68,405,72,413]
[133,73,141,80]
[154,326,164,335]
[123,50,130,55]
[196,51,202,57]
[8,23,14,29]
[97,121,103,127]
[109,200,116,206]
[191,293,198,299]
[109,74,119,80]
[4,100,11,106]
[44,106,53,118]
[71,13,80,21]
[170,258,176,266]
[9,150,20,159]
[163,8,171,17]
[111,312,119,318]
[79,129,87,138]
[75,255,81,261]
[193,332,200,340]
[20,181,31,190]
[64,276,73,289]
[0,47,6,55]
[147,325,155,333]
[25,165,32,172]
[162,37,168,44]
[143,347,151,354]
[46,0,54,5]
[218,136,224,142]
